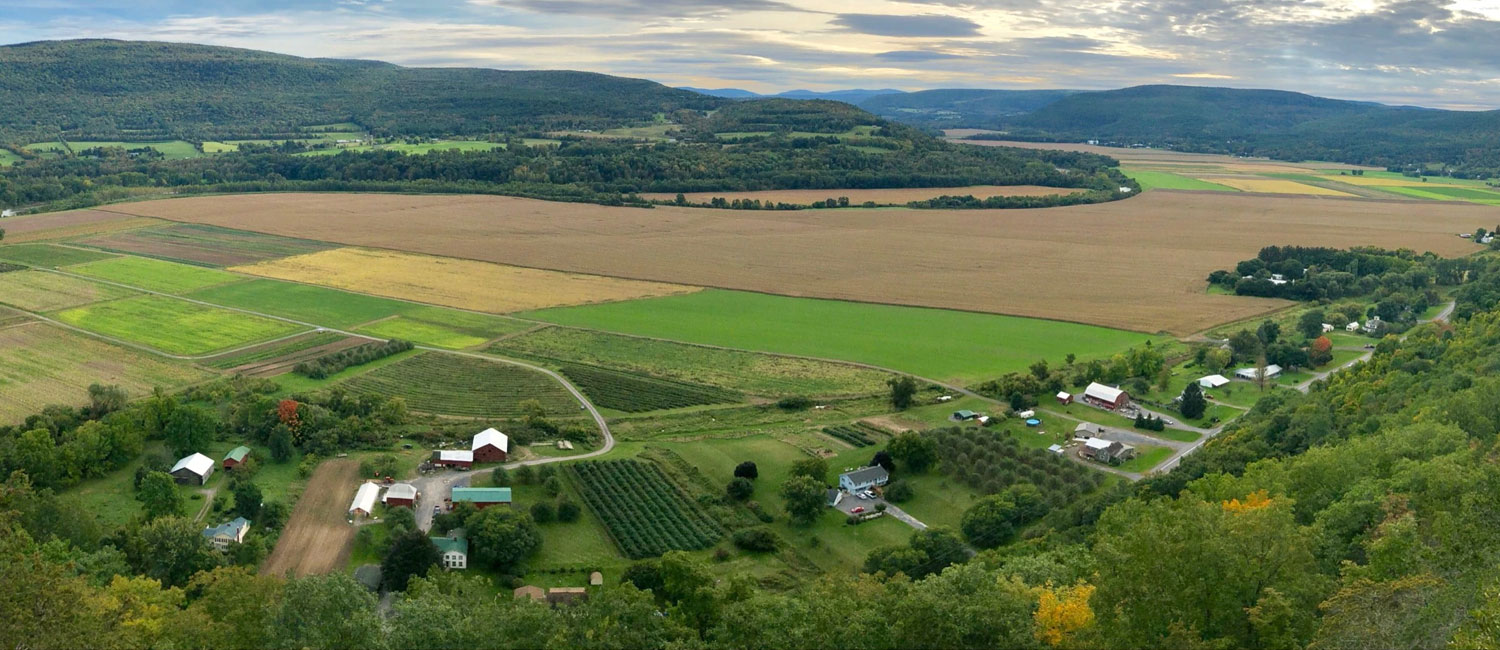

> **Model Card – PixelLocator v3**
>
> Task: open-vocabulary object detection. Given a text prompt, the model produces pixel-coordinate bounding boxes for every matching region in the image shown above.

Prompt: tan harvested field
[261,459,361,578]
[114,192,1497,334]
[1204,177,1357,197]
[639,185,1082,204]
[0,270,138,312]
[230,247,699,314]
[0,209,161,243]
[0,322,211,423]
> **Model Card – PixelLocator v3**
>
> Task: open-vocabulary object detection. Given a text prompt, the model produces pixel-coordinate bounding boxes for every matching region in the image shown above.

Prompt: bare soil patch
[1,209,160,243]
[639,185,1081,204]
[114,192,1495,334]
[260,459,361,578]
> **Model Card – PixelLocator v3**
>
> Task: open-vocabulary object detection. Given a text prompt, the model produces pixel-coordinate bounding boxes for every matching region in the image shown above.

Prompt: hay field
[0,271,137,312]
[114,192,1494,334]
[229,247,698,314]
[1205,177,1356,196]
[0,209,160,243]
[639,186,1082,204]
[52,295,305,355]
[0,322,210,423]
[69,256,243,294]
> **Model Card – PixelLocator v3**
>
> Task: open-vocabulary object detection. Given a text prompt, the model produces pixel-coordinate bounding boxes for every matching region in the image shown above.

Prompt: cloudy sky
[4,0,1500,109]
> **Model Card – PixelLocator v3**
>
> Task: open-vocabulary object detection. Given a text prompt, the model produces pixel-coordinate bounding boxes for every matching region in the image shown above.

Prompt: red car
[851,507,865,514]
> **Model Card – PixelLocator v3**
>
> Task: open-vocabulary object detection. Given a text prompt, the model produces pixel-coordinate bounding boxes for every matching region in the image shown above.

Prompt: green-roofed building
[450,487,512,510]
[431,534,468,570]
[223,446,252,469]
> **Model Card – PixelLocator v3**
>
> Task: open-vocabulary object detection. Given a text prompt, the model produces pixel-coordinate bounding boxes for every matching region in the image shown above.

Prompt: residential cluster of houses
[1073,422,1137,464]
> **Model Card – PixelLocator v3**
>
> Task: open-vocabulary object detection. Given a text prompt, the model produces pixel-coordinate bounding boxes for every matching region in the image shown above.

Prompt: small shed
[1321,323,1335,333]
[1197,374,1231,389]
[1346,321,1361,332]
[222,446,251,470]
[590,571,604,586]
[1083,382,1130,410]
[952,409,978,421]
[170,453,215,486]
[0,209,14,218]
[349,482,380,518]
[383,483,418,508]
[471,428,510,463]
[825,488,843,507]
[1056,391,1073,405]
[432,450,474,469]
[839,466,890,492]
[1075,422,1103,437]
[1047,444,1065,455]
[450,487,512,509]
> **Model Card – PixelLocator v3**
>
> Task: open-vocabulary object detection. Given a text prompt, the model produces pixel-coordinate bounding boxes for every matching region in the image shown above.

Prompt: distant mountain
[679,87,762,99]
[860,89,1082,128]
[679,87,905,104]
[0,39,721,140]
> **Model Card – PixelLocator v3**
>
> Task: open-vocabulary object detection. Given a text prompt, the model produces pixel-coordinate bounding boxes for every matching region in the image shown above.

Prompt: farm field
[1122,169,1235,191]
[199,331,352,370]
[116,192,1489,334]
[25,140,202,159]
[0,243,117,267]
[488,327,891,397]
[639,185,1084,204]
[0,209,159,243]
[0,322,211,422]
[297,140,504,156]
[352,307,530,349]
[69,256,242,293]
[260,459,362,577]
[523,290,1162,384]
[569,459,724,558]
[52,294,305,355]
[0,149,20,166]
[0,271,137,312]
[340,351,579,417]
[79,223,337,266]
[558,362,743,413]
[188,279,412,328]
[1206,177,1356,196]
[229,247,700,314]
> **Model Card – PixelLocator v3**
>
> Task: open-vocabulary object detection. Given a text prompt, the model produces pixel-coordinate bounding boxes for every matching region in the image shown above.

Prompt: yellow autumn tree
[1033,581,1096,647]
[1222,489,1274,513]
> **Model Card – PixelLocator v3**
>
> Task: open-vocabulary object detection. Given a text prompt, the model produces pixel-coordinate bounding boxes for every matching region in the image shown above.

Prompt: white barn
[1197,374,1231,389]
[1234,365,1283,381]
[349,482,380,518]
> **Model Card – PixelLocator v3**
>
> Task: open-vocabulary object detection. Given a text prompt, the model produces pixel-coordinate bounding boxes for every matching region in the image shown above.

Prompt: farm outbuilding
[1234,365,1282,381]
[170,453,215,485]
[433,450,474,469]
[1056,391,1073,405]
[1197,374,1231,389]
[349,482,380,518]
[383,483,418,508]
[1083,382,1130,410]
[450,487,512,509]
[472,428,509,463]
[222,446,251,470]
[952,409,978,421]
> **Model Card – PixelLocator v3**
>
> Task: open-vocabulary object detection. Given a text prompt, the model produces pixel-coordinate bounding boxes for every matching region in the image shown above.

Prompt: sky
[4,0,1500,109]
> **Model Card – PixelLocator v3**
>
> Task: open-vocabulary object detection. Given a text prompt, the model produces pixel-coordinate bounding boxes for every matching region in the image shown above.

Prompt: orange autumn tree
[1223,489,1274,514]
[1034,581,1096,646]
[1309,335,1334,366]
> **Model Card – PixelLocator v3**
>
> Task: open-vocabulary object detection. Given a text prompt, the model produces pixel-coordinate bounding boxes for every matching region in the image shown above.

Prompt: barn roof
[349,482,380,514]
[1084,438,1114,450]
[384,483,417,501]
[171,453,214,477]
[1084,382,1125,403]
[1197,374,1231,388]
[437,450,474,463]
[224,446,252,463]
[451,487,512,504]
[472,428,509,452]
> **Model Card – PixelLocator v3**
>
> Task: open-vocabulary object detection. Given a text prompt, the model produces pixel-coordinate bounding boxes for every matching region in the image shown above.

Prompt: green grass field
[1118,445,1173,473]
[69,256,243,294]
[1378,185,1500,205]
[341,352,579,417]
[522,290,1159,384]
[297,140,505,157]
[0,149,20,166]
[355,308,530,350]
[189,279,411,328]
[1123,168,1237,191]
[355,318,489,349]
[0,271,138,312]
[26,140,203,160]
[52,294,305,355]
[0,243,117,268]
[270,348,420,396]
[489,327,891,398]
[201,142,238,153]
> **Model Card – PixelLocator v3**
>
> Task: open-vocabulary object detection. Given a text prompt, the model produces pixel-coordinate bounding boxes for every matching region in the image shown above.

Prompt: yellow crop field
[1320,175,1443,187]
[230,247,700,314]
[1208,177,1355,196]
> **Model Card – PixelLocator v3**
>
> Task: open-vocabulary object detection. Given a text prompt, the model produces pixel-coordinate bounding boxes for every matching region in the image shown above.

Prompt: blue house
[839,466,890,492]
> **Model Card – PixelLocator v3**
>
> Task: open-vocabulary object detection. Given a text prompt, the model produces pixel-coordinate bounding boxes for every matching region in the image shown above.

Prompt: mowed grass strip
[230,247,699,314]
[52,295,305,355]
[522,290,1160,384]
[488,327,891,397]
[69,256,243,294]
[0,271,138,312]
[341,352,577,417]
[0,244,118,268]
[0,323,211,423]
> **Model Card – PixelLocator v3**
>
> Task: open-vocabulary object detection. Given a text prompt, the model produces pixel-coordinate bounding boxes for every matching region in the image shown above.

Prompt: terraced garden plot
[569,460,723,559]
[0,244,117,268]
[69,256,243,294]
[0,271,137,312]
[558,362,742,412]
[488,327,891,397]
[0,322,211,423]
[340,352,577,417]
[79,224,337,266]
[51,295,305,355]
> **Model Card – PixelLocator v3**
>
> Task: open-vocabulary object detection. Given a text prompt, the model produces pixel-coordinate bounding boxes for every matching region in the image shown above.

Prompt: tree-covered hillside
[0,39,720,140]
[859,89,1080,129]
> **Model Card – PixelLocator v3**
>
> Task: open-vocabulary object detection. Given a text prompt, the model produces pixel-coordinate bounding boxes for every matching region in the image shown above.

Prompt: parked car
[851,507,865,514]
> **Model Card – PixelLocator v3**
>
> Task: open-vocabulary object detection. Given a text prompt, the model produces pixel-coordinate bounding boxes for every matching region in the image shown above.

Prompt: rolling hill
[0,39,720,140]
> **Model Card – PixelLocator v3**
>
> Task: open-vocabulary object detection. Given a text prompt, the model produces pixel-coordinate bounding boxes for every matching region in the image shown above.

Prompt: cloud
[477,0,801,18]
[829,13,982,37]
[874,49,964,62]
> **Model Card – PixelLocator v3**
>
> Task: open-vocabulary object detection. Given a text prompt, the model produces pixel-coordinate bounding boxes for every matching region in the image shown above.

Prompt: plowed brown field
[260,459,360,578]
[113,192,1496,334]
[0,209,159,243]
[639,185,1081,204]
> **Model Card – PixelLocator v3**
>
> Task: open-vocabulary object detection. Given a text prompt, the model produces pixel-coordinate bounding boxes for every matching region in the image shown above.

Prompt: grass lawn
[892,472,983,529]
[0,244,117,268]
[1049,401,1139,430]
[522,290,1160,385]
[69,256,244,294]
[0,149,20,166]
[1124,168,1237,191]
[52,294,306,355]
[1118,445,1173,473]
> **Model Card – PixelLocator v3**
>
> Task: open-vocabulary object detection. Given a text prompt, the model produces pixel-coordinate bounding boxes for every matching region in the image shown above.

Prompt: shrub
[491,466,510,487]
[294,339,413,378]
[883,479,914,503]
[530,501,555,524]
[776,396,813,411]
[731,527,779,552]
[556,499,581,523]
[733,461,758,480]
[726,477,754,501]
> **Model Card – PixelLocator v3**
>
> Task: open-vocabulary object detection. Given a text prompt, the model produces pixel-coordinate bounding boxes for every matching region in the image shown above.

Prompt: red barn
[433,450,474,469]
[1083,382,1130,410]
[222,446,251,470]
[472,428,509,463]
[383,483,418,508]
[450,487,512,510]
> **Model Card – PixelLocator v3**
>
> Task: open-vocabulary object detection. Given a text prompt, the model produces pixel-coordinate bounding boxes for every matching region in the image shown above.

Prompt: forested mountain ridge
[0,39,720,140]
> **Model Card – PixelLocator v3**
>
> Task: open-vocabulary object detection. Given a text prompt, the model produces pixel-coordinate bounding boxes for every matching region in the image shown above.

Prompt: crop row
[203,332,346,369]
[569,459,723,559]
[823,424,876,447]
[933,427,1103,502]
[342,352,576,417]
[559,362,741,413]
